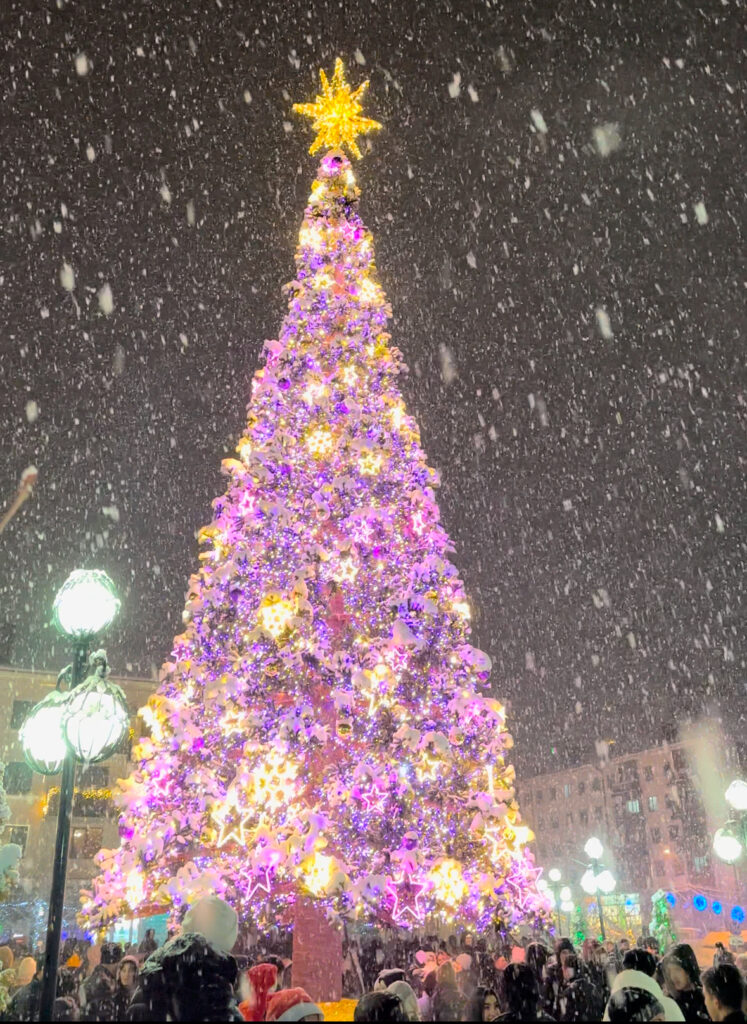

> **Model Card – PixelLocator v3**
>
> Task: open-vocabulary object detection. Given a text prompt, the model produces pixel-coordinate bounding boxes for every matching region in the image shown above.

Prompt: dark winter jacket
[555,973,601,1022]
[79,964,119,1022]
[670,987,710,1023]
[7,976,42,1022]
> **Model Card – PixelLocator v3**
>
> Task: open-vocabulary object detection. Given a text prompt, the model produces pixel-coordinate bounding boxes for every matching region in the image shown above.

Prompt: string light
[258,594,296,639]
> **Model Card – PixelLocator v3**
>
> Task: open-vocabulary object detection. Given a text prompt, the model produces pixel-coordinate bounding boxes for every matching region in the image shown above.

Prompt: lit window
[627,799,641,814]
[70,827,104,860]
[563,783,572,799]
[648,795,658,812]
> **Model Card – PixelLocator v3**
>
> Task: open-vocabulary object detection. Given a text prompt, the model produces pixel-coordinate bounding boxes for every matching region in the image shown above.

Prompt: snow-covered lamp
[548,867,562,883]
[64,667,130,764]
[580,868,598,895]
[52,569,120,641]
[19,689,71,775]
[713,825,743,865]
[725,779,747,813]
[596,869,616,894]
[584,836,604,861]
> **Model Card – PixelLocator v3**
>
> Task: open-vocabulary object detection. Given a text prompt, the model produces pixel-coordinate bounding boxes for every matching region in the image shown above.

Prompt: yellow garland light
[342,366,358,386]
[292,58,382,160]
[359,450,383,475]
[125,868,145,910]
[452,599,471,620]
[307,426,334,458]
[258,594,296,639]
[357,278,381,304]
[430,859,468,908]
[303,851,335,896]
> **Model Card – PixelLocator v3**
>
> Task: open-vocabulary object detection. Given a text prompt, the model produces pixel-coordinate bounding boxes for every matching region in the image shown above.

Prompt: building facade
[1,665,156,935]
[518,719,745,922]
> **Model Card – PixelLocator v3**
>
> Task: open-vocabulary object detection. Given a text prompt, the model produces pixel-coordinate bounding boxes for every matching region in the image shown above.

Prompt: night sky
[1,0,744,777]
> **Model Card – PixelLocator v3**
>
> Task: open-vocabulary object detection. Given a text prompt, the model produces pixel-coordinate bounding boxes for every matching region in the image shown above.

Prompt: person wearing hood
[661,944,709,1022]
[180,894,239,954]
[701,964,747,1023]
[603,964,685,1022]
[265,986,324,1022]
[114,955,139,1018]
[388,979,421,1021]
[126,932,243,1022]
[79,943,122,1022]
[497,963,556,1021]
[239,961,279,1021]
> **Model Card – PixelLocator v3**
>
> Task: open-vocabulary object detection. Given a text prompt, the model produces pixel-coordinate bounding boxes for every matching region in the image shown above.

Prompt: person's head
[180,895,238,954]
[432,984,464,1022]
[464,985,499,1022]
[241,962,279,1021]
[525,942,549,980]
[118,955,138,990]
[422,970,438,997]
[375,967,406,990]
[606,987,665,1022]
[503,963,540,1018]
[663,943,701,993]
[702,964,746,1022]
[623,949,658,977]
[354,990,406,1022]
[555,937,574,958]
[100,942,123,968]
[145,928,155,940]
[15,955,41,986]
[619,938,631,953]
[713,942,736,967]
[561,950,580,981]
[644,936,660,955]
[388,980,420,1021]
[436,960,457,987]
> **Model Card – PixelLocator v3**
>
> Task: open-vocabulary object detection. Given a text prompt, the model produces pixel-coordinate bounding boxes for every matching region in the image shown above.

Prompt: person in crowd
[714,944,738,968]
[525,942,554,1016]
[555,951,599,1022]
[114,955,139,1018]
[181,894,239,955]
[603,955,684,1022]
[417,969,438,1020]
[582,938,609,1006]
[606,987,665,1022]
[735,953,747,977]
[432,960,464,1021]
[388,979,420,1021]
[137,929,158,958]
[265,986,324,1022]
[79,942,122,1022]
[463,984,500,1022]
[498,962,555,1021]
[0,946,14,974]
[126,932,242,1022]
[701,964,747,1023]
[354,990,406,1022]
[661,943,710,1022]
[238,961,279,1021]
[6,954,43,1022]
[374,967,406,989]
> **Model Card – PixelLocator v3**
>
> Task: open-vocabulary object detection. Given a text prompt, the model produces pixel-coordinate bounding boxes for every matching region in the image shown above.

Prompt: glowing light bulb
[304,852,335,897]
[307,426,334,458]
[452,600,471,619]
[430,859,468,908]
[258,595,296,639]
[359,450,383,475]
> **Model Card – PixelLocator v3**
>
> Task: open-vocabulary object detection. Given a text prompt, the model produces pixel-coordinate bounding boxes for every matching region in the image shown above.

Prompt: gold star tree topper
[293,58,382,159]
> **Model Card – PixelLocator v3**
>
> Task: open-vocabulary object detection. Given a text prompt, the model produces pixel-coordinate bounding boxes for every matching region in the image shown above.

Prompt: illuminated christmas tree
[83,60,546,934]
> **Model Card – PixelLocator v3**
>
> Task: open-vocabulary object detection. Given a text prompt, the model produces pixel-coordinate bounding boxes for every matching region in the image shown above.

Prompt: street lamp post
[713,780,747,891]
[20,570,122,1023]
[548,868,562,933]
[581,836,616,941]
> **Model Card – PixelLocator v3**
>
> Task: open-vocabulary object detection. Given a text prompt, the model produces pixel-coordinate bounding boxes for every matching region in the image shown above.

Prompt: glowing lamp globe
[560,899,575,913]
[52,570,120,641]
[596,869,616,894]
[584,836,604,861]
[19,690,71,775]
[713,825,743,865]
[559,885,572,902]
[580,869,598,895]
[64,678,130,764]
[725,779,747,813]
[548,868,562,883]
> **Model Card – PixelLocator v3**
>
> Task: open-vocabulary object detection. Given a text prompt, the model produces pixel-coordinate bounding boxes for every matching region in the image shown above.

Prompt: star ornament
[293,58,382,159]
[387,873,427,925]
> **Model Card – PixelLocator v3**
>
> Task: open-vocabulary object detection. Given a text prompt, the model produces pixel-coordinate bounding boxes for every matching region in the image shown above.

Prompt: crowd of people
[0,896,745,1022]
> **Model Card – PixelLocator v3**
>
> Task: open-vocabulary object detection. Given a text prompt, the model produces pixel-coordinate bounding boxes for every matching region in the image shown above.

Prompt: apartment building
[1,664,156,932]
[518,719,744,907]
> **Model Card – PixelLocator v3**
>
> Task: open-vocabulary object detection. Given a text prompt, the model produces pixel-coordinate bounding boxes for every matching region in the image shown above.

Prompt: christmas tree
[649,889,676,952]
[83,60,546,934]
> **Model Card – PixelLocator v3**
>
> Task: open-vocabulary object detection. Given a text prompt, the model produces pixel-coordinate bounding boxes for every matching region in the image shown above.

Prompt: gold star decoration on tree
[293,58,382,159]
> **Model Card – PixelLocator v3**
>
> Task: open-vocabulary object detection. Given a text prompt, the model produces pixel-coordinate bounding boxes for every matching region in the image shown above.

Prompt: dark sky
[1,0,744,777]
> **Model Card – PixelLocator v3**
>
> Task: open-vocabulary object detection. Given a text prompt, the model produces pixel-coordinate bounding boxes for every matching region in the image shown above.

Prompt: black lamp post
[581,836,616,942]
[20,570,124,1022]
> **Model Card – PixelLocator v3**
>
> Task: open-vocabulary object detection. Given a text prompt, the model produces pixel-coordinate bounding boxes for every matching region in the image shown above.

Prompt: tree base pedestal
[291,898,342,1003]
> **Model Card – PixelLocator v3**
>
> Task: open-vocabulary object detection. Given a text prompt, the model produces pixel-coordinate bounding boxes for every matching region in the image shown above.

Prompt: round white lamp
[725,780,747,813]
[713,825,743,865]
[52,569,120,641]
[584,836,604,861]
[19,690,71,775]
